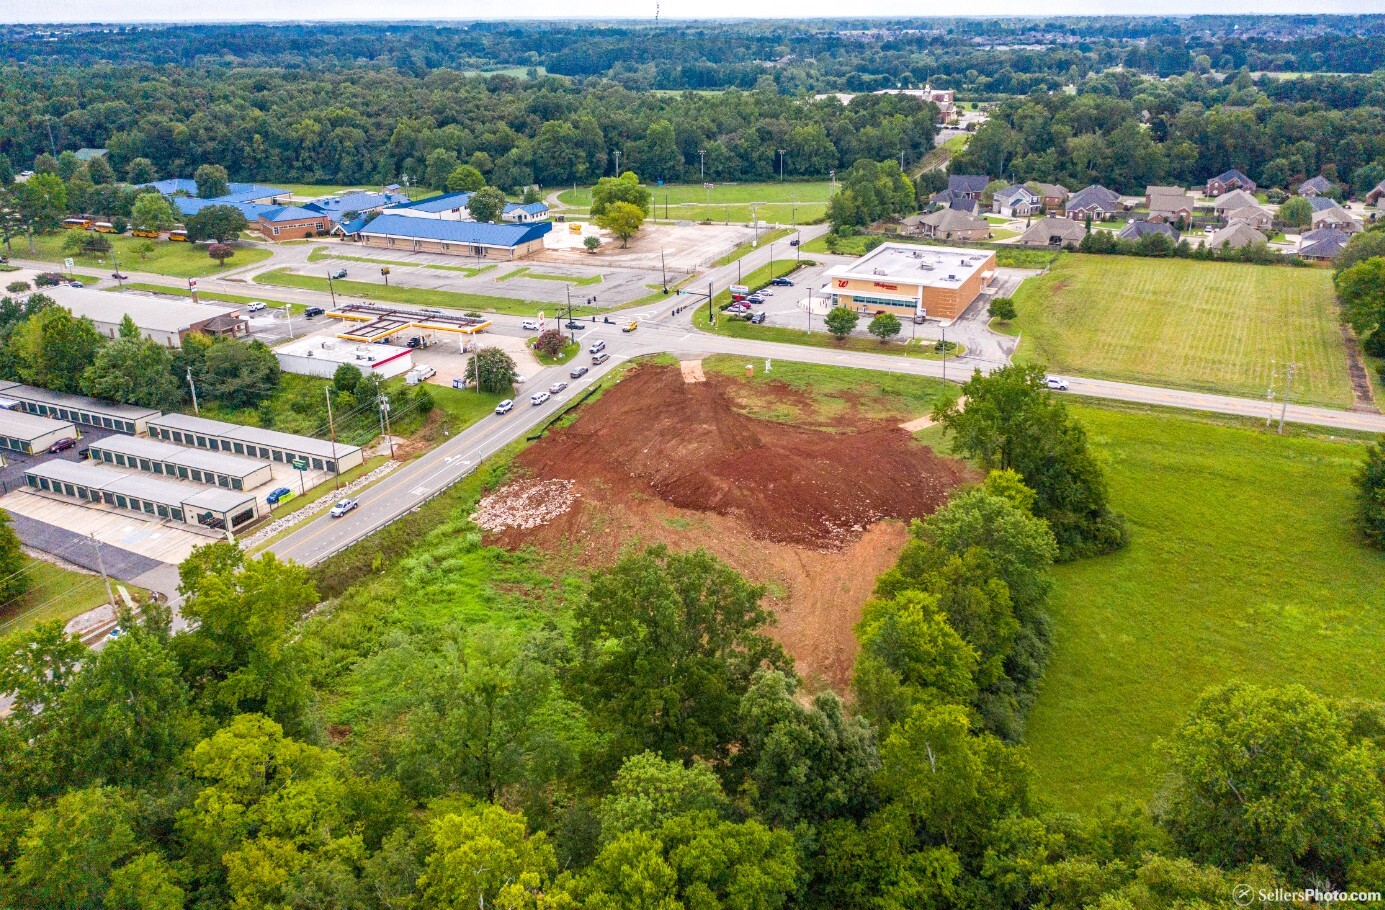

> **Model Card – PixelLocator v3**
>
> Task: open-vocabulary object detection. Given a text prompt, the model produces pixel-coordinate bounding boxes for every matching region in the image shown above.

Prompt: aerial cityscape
[1,13,1384,909]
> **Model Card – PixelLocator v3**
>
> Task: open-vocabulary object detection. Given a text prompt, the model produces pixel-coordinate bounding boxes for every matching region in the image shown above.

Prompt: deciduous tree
[468,345,518,394]
[466,185,506,223]
[193,163,229,198]
[824,305,859,340]
[868,311,902,343]
[185,204,247,243]
[594,200,645,248]
[1357,437,1385,549]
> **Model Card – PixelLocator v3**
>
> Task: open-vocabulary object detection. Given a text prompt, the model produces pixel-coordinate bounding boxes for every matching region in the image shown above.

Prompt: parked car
[565,320,587,330]
[47,437,76,454]
[589,340,606,354]
[495,399,514,414]
[1045,376,1070,391]
[749,312,767,324]
[770,277,794,287]
[549,381,568,394]
[569,365,589,379]
[304,306,325,318]
[746,294,766,304]
[331,268,348,279]
[329,499,359,518]
[406,336,423,348]
[622,321,638,333]
[521,319,540,331]
[265,487,292,505]
[246,301,267,313]
[530,391,550,406]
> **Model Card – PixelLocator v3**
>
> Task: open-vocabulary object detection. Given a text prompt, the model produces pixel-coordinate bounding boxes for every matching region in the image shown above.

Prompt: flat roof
[41,285,242,334]
[90,434,271,479]
[0,381,161,422]
[26,459,256,514]
[276,337,413,368]
[0,409,75,440]
[825,243,994,291]
[356,213,553,248]
[147,413,361,461]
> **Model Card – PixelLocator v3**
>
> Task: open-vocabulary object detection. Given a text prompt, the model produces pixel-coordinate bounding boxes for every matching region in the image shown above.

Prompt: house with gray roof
[1297,175,1332,197]
[992,185,1040,218]
[1205,168,1256,197]
[1119,220,1180,242]
[1212,189,1259,216]
[1018,216,1087,247]
[1064,185,1121,221]
[1297,227,1349,261]
[1034,183,1069,210]
[1148,194,1196,223]
[1310,204,1362,234]
[1224,205,1274,232]
[1145,185,1186,207]
[909,207,992,241]
[1308,195,1341,213]
[1207,221,1268,250]
[1367,180,1385,207]
[947,174,990,200]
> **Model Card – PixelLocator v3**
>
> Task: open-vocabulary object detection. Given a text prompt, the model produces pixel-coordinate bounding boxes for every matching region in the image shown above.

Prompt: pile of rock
[472,479,578,532]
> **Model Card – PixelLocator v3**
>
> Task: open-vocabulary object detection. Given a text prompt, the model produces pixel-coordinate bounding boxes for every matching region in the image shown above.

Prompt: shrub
[988,296,1017,321]
[34,272,66,287]
[5,281,30,294]
[534,329,567,359]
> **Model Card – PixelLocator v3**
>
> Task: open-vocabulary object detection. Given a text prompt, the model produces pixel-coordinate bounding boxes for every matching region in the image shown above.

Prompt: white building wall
[275,345,414,380]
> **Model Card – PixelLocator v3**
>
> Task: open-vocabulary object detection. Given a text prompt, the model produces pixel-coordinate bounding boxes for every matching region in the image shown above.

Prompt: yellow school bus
[63,217,91,230]
[168,230,189,242]
[131,229,162,239]
[92,222,116,234]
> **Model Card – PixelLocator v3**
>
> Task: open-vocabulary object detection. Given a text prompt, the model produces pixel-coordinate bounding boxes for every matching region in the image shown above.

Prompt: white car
[589,340,606,354]
[548,381,568,394]
[495,399,514,414]
[530,391,550,406]
[246,301,266,313]
[1045,376,1070,391]
[521,319,540,331]
[329,499,359,518]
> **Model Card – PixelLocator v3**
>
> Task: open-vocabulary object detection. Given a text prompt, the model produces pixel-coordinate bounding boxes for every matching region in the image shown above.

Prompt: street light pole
[660,248,667,293]
[327,272,337,306]
[778,149,786,182]
[613,149,621,176]
[699,149,705,181]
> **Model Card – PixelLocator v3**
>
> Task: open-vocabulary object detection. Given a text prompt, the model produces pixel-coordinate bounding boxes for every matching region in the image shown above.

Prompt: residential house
[1207,222,1268,250]
[1064,185,1121,221]
[929,189,978,213]
[1119,220,1180,242]
[1212,189,1260,219]
[947,174,990,200]
[1224,205,1274,232]
[1367,180,1385,207]
[1033,183,1069,211]
[992,185,1040,218]
[1148,194,1196,223]
[1297,227,1349,261]
[1310,204,1362,234]
[1297,175,1332,197]
[1145,185,1186,207]
[911,207,992,241]
[1017,216,1087,247]
[1205,168,1256,197]
[1308,195,1342,213]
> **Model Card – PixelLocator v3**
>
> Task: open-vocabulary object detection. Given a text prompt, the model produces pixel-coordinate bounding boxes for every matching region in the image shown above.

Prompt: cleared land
[1007,254,1354,408]
[0,558,115,635]
[484,358,969,687]
[18,233,271,279]
[1021,403,1385,811]
[558,180,833,224]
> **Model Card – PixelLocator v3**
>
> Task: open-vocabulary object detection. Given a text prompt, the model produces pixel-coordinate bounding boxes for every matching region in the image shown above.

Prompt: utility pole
[565,286,576,343]
[660,249,667,293]
[707,282,715,326]
[284,305,295,339]
[768,243,774,282]
[750,203,760,241]
[378,384,396,458]
[90,534,114,606]
[327,272,338,306]
[1278,362,1298,435]
[699,149,705,181]
[941,322,947,384]
[325,386,340,490]
[45,118,57,158]
[778,149,786,182]
[613,149,621,176]
[186,367,200,416]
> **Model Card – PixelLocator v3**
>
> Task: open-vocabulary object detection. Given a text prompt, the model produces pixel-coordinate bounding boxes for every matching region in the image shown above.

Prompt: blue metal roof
[384,191,474,214]
[357,214,552,247]
[505,201,550,216]
[150,178,288,207]
[306,191,409,216]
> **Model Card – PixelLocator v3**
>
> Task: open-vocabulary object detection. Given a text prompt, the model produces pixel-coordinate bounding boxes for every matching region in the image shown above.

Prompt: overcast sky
[14,1,1385,24]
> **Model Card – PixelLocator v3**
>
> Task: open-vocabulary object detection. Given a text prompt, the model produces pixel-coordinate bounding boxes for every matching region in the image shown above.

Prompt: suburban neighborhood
[0,14,1384,910]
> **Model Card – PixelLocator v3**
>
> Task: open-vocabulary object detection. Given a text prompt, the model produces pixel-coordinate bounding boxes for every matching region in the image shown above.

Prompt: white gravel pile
[472,480,578,532]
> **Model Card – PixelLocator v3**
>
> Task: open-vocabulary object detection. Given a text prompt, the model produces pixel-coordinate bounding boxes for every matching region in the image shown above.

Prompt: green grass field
[20,232,272,279]
[0,559,119,636]
[1007,254,1354,408]
[1023,402,1385,811]
[254,268,598,318]
[713,228,795,266]
[557,181,833,224]
[115,282,305,311]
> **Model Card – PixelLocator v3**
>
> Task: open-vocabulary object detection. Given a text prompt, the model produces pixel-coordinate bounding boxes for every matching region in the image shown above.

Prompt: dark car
[265,487,292,505]
[565,320,587,330]
[570,365,590,379]
[47,437,76,454]
[749,312,767,324]
[407,337,421,348]
[770,277,794,287]
[304,306,325,318]
[788,239,800,247]
[331,268,348,280]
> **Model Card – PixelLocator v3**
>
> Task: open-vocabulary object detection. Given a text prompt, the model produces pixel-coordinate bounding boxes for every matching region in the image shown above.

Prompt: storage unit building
[0,382,159,435]
[0,410,78,455]
[89,435,274,492]
[146,413,364,474]
[25,460,260,531]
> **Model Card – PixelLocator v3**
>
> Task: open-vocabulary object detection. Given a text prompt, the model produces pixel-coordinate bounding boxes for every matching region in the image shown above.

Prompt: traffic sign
[63,257,74,270]
[188,278,198,290]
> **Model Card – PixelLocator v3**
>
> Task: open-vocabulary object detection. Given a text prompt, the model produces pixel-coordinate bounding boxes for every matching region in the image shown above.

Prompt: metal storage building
[146,413,364,474]
[25,460,260,531]
[0,410,78,455]
[89,435,274,492]
[0,382,160,435]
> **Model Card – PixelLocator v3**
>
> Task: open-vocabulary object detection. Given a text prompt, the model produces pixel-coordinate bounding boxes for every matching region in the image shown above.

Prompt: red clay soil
[509,363,970,550]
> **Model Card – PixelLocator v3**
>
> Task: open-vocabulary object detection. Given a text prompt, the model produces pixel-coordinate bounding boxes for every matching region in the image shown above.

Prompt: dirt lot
[485,363,972,687]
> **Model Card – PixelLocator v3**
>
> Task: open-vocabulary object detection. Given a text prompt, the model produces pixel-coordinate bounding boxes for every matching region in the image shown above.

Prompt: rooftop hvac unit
[872,269,887,275]
[947,274,957,280]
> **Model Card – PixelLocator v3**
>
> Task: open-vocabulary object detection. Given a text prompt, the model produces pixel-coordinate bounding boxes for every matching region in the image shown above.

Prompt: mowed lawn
[1024,403,1385,812]
[557,180,833,223]
[19,232,271,279]
[1009,255,1354,408]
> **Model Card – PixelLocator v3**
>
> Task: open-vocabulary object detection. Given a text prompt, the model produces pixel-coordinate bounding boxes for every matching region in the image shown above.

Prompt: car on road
[530,391,550,406]
[622,321,638,333]
[329,499,359,518]
[68,281,84,289]
[592,351,610,365]
[331,268,348,280]
[589,340,606,354]
[48,437,76,454]
[549,381,568,394]
[304,306,325,318]
[565,320,587,330]
[247,301,267,313]
[1045,376,1070,391]
[265,487,292,505]
[569,365,589,379]
[521,319,540,331]
[770,277,794,287]
[749,312,767,324]
[746,294,766,304]
[788,238,800,247]
[495,399,514,414]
